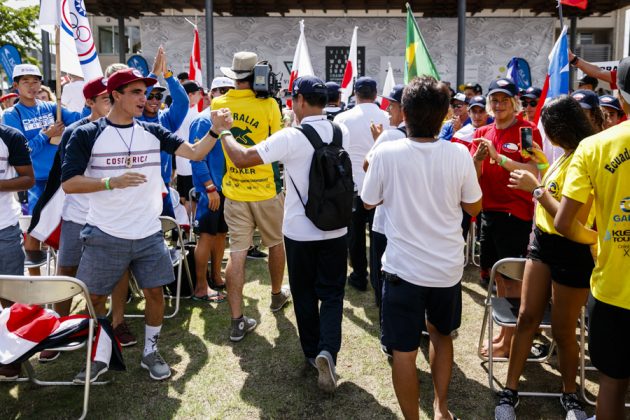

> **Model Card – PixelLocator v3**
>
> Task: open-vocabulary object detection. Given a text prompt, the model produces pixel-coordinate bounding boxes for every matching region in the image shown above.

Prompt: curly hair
[541,95,595,150]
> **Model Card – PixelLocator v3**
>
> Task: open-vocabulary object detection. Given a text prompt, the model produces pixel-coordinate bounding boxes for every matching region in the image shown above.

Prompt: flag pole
[54,25,61,122]
[557,0,564,26]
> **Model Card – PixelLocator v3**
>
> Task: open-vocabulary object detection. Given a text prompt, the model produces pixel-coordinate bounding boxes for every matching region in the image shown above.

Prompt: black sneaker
[246,246,267,260]
[560,393,587,420]
[495,388,518,420]
[347,275,367,292]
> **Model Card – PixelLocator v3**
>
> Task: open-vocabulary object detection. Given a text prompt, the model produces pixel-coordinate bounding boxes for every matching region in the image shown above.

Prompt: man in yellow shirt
[211,51,290,341]
[555,57,630,419]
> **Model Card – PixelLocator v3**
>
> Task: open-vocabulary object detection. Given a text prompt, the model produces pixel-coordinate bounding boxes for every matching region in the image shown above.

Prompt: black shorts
[193,192,228,235]
[588,295,630,379]
[381,273,462,352]
[176,175,194,202]
[480,211,532,271]
[527,227,593,288]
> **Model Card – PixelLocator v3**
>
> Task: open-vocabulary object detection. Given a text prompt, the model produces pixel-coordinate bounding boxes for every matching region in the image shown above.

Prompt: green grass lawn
[0,259,612,419]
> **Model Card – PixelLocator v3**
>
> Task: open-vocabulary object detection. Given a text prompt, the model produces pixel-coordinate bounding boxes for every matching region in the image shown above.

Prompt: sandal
[192,292,225,303]
[209,278,226,291]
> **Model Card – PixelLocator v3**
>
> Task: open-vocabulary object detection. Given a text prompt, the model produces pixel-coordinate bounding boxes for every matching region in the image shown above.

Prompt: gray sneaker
[315,350,337,393]
[270,287,291,312]
[141,351,171,380]
[230,316,257,342]
[73,361,108,384]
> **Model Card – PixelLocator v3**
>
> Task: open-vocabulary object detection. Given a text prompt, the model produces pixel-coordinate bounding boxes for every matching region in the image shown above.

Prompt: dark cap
[182,81,202,95]
[106,68,157,94]
[292,76,328,96]
[468,95,486,109]
[522,87,542,99]
[83,76,108,100]
[488,77,518,97]
[451,92,469,104]
[617,57,630,95]
[599,94,622,111]
[355,76,377,91]
[571,89,600,110]
[578,75,598,89]
[383,84,404,103]
[325,81,340,96]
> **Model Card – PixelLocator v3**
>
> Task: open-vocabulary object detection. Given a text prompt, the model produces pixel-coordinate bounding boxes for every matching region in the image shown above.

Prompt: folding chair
[18,215,56,275]
[123,217,193,319]
[188,187,197,243]
[477,257,558,396]
[0,275,107,420]
[470,219,480,267]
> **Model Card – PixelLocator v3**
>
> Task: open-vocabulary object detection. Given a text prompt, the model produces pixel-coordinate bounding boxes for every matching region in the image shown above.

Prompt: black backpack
[289,122,354,231]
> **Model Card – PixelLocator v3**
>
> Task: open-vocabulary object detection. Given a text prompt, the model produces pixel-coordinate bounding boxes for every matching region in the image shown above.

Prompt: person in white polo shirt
[362,76,482,420]
[334,76,389,292]
[211,76,351,394]
[61,68,221,382]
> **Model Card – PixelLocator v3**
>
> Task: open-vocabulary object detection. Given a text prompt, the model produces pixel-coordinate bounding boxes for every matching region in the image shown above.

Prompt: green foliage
[0,0,40,65]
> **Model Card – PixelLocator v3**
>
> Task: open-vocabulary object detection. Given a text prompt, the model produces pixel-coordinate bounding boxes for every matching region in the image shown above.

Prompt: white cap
[13,64,42,81]
[210,76,235,90]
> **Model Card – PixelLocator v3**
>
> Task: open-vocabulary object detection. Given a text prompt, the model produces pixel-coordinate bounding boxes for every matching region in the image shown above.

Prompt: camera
[252,61,282,99]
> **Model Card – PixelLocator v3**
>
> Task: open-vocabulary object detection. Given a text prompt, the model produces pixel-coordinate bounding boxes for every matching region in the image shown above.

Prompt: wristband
[537,162,550,170]
[164,69,173,78]
[104,177,112,191]
[209,130,219,139]
[498,154,508,167]
[570,56,579,66]
[219,130,232,139]
[206,184,217,193]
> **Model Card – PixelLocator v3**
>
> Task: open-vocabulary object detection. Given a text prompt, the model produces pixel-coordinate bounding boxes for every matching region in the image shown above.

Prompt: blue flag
[0,45,22,81]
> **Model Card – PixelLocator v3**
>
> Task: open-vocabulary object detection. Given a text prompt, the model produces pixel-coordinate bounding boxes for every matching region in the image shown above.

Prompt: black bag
[289,122,354,231]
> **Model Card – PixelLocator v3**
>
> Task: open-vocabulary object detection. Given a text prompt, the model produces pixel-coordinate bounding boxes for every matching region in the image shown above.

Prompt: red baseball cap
[83,76,108,100]
[0,93,18,102]
[105,68,157,94]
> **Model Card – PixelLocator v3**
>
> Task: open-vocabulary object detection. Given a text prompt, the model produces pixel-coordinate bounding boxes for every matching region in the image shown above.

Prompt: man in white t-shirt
[211,76,350,394]
[361,76,482,420]
[334,76,389,292]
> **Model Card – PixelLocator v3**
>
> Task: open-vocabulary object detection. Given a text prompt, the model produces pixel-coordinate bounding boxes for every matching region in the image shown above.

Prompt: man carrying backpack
[211,76,352,394]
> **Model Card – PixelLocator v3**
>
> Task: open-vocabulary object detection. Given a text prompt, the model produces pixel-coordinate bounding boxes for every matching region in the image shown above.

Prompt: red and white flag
[560,0,588,10]
[340,26,358,105]
[380,62,396,110]
[287,20,314,109]
[189,26,203,111]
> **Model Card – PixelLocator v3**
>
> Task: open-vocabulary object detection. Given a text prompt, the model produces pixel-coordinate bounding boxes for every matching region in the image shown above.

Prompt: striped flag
[404,4,439,83]
[534,26,570,163]
[287,20,314,109]
[189,26,203,111]
[380,62,395,111]
[340,26,358,105]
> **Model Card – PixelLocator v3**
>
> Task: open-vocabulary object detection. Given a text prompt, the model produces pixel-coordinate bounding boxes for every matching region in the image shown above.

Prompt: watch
[532,186,546,199]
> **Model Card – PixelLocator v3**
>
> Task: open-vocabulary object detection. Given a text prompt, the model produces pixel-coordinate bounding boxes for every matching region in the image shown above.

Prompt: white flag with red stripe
[287,20,314,109]
[380,62,396,110]
[340,26,358,105]
[189,26,203,111]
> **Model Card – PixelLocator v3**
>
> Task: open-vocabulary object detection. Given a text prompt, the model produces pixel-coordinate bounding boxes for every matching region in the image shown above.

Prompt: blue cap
[488,77,518,97]
[382,84,404,103]
[292,76,328,96]
[571,89,600,110]
[468,95,486,109]
[522,87,542,99]
[355,76,377,91]
[325,81,340,97]
[599,94,621,111]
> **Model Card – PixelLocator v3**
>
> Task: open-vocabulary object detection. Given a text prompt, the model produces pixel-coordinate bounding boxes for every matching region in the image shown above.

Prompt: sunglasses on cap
[521,99,537,108]
[212,87,232,95]
[147,92,163,101]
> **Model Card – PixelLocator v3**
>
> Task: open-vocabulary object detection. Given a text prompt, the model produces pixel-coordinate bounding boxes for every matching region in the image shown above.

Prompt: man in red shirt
[470,77,542,358]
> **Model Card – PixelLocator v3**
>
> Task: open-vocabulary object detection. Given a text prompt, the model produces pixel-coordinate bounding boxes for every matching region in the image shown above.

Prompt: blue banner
[506,57,532,91]
[0,45,22,81]
[127,55,150,77]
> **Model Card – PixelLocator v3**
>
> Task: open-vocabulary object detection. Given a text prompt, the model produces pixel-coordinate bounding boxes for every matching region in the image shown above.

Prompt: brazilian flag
[404,4,440,83]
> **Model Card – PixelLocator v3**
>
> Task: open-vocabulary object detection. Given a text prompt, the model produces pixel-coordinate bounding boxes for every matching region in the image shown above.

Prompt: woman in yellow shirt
[494,95,597,419]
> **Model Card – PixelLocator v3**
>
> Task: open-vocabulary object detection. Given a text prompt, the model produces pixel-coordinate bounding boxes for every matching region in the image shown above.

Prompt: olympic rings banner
[39,0,103,80]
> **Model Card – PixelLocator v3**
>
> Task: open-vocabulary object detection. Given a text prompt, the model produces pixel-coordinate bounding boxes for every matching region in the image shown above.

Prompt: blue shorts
[57,220,84,268]
[194,191,228,235]
[76,225,174,295]
[28,180,48,215]
[0,224,25,275]
[381,273,462,352]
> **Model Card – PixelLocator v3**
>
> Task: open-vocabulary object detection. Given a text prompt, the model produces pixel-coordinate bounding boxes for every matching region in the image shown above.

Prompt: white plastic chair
[0,275,107,420]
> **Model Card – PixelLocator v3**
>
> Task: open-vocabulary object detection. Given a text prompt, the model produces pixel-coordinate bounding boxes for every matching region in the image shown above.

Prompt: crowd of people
[0,43,629,420]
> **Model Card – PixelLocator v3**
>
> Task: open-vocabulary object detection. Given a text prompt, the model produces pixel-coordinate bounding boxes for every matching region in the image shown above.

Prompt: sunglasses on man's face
[521,100,537,108]
[212,87,232,95]
[147,92,163,101]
